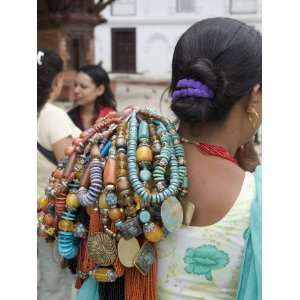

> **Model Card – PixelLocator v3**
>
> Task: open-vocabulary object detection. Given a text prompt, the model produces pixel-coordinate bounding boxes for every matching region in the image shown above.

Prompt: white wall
[95,0,261,80]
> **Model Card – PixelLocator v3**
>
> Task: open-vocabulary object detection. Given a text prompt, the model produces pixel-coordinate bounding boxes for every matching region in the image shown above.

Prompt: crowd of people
[37,17,261,300]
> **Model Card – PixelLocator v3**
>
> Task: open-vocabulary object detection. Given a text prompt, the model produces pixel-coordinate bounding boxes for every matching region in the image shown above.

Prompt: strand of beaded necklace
[181,137,238,165]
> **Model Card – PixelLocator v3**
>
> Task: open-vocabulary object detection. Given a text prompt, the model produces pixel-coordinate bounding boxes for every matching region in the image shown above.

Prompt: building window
[111,0,136,16]
[230,0,258,14]
[177,0,195,13]
[112,28,136,73]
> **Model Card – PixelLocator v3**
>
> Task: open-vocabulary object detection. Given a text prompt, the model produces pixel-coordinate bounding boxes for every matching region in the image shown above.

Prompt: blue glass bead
[100,140,111,157]
[139,209,151,224]
[58,231,73,236]
[140,168,152,182]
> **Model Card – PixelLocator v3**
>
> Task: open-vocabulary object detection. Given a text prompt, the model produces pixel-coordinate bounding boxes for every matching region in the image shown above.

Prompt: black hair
[37,48,63,114]
[78,65,116,115]
[170,17,262,124]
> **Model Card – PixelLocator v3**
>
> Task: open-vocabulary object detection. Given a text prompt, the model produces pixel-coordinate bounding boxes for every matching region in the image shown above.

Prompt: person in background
[37,48,80,300]
[157,17,261,300]
[68,65,116,130]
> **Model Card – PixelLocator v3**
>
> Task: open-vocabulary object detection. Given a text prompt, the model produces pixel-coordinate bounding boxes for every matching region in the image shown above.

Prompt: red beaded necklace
[181,137,238,165]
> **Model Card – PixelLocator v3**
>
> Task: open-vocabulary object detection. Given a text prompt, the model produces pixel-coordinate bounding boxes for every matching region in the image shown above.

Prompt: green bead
[138,121,149,140]
[140,168,152,182]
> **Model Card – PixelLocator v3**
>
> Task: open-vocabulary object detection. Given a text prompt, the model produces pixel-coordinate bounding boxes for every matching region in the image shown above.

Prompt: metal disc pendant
[161,196,183,232]
[118,237,140,268]
[87,232,117,266]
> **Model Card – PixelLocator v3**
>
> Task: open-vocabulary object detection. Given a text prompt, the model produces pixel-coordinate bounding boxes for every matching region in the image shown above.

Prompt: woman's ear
[246,84,261,113]
[50,72,64,100]
[52,73,64,89]
[96,84,105,97]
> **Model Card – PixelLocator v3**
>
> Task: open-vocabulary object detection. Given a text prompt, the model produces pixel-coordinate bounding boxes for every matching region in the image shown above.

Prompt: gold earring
[248,110,259,129]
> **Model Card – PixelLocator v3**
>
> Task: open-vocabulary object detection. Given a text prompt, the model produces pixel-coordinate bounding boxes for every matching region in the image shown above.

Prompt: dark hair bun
[170,17,261,124]
[171,58,227,123]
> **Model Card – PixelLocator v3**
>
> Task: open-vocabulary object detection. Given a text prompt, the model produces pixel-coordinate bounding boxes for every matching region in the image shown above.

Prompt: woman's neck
[80,103,95,116]
[178,121,241,156]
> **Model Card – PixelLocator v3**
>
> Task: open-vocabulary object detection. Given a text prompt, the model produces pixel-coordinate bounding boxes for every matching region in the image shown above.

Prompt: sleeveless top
[37,103,81,198]
[157,171,255,300]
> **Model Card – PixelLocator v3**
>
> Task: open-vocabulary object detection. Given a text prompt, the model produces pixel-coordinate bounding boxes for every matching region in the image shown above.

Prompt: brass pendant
[161,196,183,232]
[181,199,195,226]
[118,237,140,268]
[134,241,156,276]
[87,232,117,266]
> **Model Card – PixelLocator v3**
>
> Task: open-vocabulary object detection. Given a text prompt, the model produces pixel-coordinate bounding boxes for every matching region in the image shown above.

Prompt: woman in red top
[68,65,116,130]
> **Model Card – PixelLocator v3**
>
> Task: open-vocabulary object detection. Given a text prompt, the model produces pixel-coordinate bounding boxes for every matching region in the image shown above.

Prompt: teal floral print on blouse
[183,244,229,281]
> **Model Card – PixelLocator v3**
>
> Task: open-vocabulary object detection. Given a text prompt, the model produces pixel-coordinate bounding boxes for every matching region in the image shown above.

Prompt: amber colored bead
[117,177,130,191]
[86,206,94,216]
[136,146,153,162]
[125,206,137,217]
[133,193,141,210]
[44,213,55,226]
[120,208,125,221]
[117,168,127,177]
[75,168,83,179]
[80,165,91,187]
[90,145,100,158]
[144,223,163,243]
[94,268,115,282]
[104,158,117,186]
[38,196,49,209]
[117,152,127,160]
[98,193,107,209]
[58,219,74,231]
[108,208,122,221]
[64,146,75,156]
[117,160,127,169]
[66,193,80,209]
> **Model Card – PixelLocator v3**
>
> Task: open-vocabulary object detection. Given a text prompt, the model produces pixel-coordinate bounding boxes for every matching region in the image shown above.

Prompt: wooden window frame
[111,28,136,73]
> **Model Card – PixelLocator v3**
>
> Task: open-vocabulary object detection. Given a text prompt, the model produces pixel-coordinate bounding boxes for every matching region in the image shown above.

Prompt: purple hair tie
[172,78,214,101]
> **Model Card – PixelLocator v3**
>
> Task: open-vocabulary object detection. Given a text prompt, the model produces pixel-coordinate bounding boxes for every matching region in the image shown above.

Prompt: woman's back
[157,162,255,300]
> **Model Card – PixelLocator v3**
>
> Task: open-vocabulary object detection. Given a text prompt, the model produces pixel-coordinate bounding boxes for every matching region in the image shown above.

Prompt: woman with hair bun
[37,48,79,300]
[157,18,261,300]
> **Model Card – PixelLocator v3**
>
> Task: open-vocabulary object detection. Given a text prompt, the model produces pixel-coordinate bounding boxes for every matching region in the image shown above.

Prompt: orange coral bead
[53,169,64,179]
[108,208,122,221]
[104,158,117,186]
[136,146,153,162]
[44,213,55,226]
